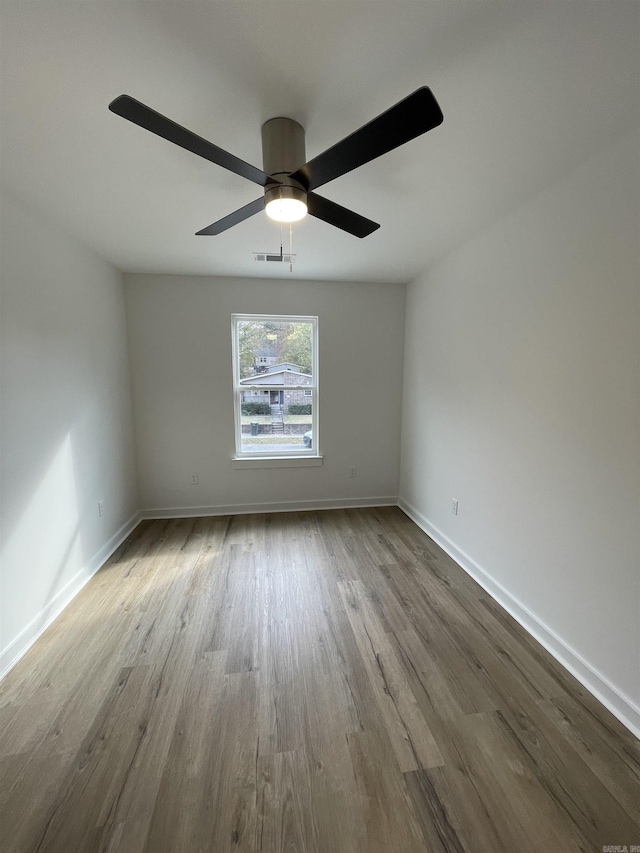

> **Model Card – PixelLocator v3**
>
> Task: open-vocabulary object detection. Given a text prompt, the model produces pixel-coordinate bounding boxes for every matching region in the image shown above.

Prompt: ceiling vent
[253,252,296,263]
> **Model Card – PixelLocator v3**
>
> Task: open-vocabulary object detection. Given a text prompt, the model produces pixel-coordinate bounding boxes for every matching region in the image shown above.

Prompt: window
[232,314,318,459]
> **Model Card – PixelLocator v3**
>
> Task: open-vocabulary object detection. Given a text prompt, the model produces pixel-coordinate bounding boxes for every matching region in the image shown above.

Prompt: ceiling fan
[108,87,443,239]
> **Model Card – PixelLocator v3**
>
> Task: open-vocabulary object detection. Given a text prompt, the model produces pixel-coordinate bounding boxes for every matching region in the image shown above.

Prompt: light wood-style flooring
[1,508,638,852]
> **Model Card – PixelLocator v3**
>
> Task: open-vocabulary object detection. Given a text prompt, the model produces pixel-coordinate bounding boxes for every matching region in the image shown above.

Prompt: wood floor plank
[338,579,444,771]
[27,664,154,852]
[143,661,261,853]
[491,702,640,849]
[0,740,76,844]
[539,692,640,820]
[404,764,507,853]
[381,554,565,715]
[139,651,229,852]
[1,507,638,853]
[258,750,320,853]
[435,710,588,853]
[347,729,426,853]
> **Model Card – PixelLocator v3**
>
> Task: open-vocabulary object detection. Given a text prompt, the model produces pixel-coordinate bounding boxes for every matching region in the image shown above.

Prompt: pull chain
[289,221,293,273]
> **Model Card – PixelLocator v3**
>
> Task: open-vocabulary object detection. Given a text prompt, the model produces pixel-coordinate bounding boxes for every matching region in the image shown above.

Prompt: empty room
[1,2,638,851]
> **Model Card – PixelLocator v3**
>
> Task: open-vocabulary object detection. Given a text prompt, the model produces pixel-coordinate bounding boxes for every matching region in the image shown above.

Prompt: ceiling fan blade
[307,192,379,238]
[290,87,443,192]
[109,95,273,188]
[195,197,264,235]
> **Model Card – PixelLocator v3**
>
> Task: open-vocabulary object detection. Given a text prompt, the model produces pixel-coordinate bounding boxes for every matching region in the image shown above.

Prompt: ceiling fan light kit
[261,117,308,223]
[108,87,443,238]
[264,188,308,223]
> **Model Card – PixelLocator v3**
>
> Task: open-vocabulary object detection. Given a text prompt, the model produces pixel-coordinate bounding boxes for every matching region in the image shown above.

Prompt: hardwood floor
[1,507,638,852]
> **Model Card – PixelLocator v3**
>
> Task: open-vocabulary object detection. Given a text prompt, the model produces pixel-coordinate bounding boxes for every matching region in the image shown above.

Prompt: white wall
[0,189,139,675]
[399,130,640,735]
[124,274,405,513]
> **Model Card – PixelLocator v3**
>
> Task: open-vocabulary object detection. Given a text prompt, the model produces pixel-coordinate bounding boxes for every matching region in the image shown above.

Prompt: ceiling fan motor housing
[261,117,307,208]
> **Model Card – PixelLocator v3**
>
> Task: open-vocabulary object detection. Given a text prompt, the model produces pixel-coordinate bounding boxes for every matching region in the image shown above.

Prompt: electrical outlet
[98,500,105,517]
[451,498,459,515]
[191,474,199,485]
[349,466,357,478]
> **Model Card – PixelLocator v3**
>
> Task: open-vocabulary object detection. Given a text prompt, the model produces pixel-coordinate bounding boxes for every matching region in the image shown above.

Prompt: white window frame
[231,313,319,462]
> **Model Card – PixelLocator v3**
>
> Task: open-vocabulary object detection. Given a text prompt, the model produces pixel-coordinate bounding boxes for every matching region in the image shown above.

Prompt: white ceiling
[1,1,638,283]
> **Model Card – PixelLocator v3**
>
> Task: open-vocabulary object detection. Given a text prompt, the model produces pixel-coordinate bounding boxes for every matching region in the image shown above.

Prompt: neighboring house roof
[240,369,312,384]
[263,362,303,373]
[254,348,277,358]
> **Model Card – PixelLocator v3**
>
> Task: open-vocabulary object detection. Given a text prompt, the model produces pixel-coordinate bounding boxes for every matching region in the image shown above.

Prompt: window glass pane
[237,319,313,381]
[239,399,314,454]
[234,315,316,457]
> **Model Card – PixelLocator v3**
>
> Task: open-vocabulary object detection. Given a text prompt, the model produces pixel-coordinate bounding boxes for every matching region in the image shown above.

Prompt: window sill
[231,455,323,470]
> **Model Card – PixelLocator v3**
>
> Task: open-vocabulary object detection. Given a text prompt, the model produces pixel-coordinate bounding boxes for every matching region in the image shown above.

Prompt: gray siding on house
[240,366,313,407]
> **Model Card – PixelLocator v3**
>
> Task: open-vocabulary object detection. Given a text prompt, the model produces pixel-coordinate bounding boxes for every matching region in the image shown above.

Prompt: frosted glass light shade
[265,197,308,223]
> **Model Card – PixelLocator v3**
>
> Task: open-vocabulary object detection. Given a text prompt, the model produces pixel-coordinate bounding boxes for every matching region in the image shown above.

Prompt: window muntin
[232,314,318,458]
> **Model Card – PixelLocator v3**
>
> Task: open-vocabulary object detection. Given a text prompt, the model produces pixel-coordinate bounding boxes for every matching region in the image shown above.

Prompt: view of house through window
[232,314,317,457]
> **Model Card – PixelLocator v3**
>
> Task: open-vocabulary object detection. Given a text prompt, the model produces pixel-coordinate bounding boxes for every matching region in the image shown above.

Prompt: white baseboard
[141,495,398,519]
[0,511,142,682]
[398,498,640,740]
